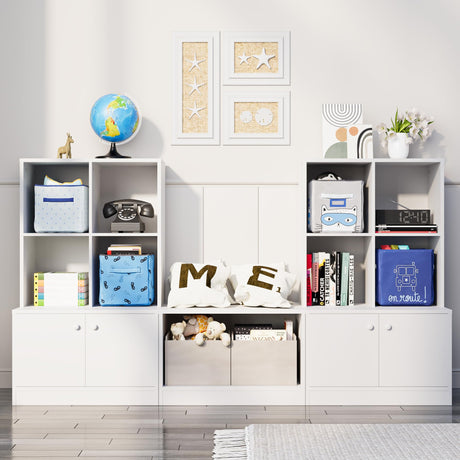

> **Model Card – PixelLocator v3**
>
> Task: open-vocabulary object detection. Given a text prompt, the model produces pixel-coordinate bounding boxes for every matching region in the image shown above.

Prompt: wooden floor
[0,390,458,459]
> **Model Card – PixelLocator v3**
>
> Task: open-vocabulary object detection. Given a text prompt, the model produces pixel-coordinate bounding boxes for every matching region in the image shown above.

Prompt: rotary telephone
[102,199,154,233]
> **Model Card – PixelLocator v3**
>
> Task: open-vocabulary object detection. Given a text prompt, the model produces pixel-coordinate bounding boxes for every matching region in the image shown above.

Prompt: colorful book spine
[318,252,326,306]
[329,252,337,305]
[348,254,355,306]
[340,253,350,306]
[335,252,341,306]
[324,253,331,306]
[306,253,312,306]
[312,253,319,305]
[33,272,44,306]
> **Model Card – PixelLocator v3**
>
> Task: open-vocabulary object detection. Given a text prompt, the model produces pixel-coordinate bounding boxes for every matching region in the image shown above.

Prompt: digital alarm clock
[376,209,432,225]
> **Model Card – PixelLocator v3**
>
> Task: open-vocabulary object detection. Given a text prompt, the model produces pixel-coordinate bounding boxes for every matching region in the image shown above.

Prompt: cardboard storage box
[231,338,297,386]
[165,335,231,386]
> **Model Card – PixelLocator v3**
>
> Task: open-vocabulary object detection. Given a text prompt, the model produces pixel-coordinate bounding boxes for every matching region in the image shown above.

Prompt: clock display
[376,209,432,225]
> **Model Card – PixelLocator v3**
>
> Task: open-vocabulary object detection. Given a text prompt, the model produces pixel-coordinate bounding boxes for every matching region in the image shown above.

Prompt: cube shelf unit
[13,159,164,405]
[303,159,452,405]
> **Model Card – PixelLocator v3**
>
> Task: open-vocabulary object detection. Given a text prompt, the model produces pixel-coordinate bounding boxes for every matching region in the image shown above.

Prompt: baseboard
[453,369,460,389]
[0,371,11,388]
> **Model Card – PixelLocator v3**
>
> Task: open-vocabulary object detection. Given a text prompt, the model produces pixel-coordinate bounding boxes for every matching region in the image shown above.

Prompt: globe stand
[96,143,131,159]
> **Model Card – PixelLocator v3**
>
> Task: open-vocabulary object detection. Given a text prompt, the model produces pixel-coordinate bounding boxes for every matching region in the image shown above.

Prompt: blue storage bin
[376,249,434,306]
[99,254,155,306]
[34,184,89,232]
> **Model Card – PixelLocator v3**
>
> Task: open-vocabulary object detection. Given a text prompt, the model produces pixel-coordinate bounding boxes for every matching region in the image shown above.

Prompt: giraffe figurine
[57,133,74,159]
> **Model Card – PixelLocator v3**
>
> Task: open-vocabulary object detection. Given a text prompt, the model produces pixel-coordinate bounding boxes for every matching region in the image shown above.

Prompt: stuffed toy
[170,320,186,340]
[183,314,213,339]
[195,320,231,347]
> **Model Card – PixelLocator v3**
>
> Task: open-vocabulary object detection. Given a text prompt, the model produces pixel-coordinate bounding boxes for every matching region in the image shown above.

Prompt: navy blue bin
[376,249,434,306]
[99,254,155,306]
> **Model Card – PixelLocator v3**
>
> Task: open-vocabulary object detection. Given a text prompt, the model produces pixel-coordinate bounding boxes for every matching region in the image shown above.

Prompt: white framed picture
[172,32,220,145]
[223,31,290,85]
[223,90,290,145]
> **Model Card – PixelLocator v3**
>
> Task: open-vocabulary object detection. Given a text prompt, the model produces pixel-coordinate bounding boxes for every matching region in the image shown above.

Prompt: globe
[90,94,141,158]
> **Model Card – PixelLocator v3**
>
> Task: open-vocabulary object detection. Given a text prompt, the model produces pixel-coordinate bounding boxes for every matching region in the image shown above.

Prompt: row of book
[307,252,354,306]
[34,272,88,307]
[233,320,295,341]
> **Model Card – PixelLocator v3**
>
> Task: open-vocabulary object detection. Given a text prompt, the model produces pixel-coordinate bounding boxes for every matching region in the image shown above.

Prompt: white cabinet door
[380,313,451,387]
[85,313,158,387]
[13,313,85,386]
[308,314,378,387]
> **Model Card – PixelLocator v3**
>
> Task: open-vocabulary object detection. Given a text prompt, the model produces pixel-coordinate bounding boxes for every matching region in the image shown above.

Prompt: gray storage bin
[231,337,297,386]
[165,334,231,386]
[308,179,364,233]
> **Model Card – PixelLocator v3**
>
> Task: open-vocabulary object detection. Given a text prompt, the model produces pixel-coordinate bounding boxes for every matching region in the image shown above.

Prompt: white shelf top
[23,232,89,237]
[161,304,305,314]
[13,306,158,314]
[307,232,373,237]
[306,305,450,314]
[21,158,163,165]
[92,232,158,237]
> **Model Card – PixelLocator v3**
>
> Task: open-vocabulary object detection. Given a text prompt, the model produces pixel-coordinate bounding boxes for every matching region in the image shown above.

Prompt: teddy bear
[183,314,213,340]
[170,320,186,340]
[195,320,231,347]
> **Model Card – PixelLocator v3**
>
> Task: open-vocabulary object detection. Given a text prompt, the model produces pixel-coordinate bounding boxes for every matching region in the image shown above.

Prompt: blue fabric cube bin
[376,249,435,306]
[99,254,155,306]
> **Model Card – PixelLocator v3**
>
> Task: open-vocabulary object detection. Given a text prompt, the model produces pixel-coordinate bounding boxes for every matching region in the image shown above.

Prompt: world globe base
[96,143,131,159]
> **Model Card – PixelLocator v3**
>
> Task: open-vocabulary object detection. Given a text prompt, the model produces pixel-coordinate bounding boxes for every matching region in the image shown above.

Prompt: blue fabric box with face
[99,254,155,306]
[308,179,364,233]
[376,249,435,306]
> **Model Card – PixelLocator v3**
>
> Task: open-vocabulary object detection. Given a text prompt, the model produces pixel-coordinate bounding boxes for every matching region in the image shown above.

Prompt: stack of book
[34,272,88,307]
[107,244,142,255]
[233,320,294,341]
[307,252,354,306]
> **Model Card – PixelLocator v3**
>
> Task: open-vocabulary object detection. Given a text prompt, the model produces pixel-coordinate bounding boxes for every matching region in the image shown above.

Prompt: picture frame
[172,32,220,145]
[223,90,290,145]
[223,32,290,85]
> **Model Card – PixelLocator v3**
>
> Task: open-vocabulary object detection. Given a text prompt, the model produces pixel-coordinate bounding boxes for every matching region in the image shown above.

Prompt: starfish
[186,53,206,72]
[186,77,206,95]
[238,52,251,65]
[187,101,206,119]
[252,48,276,70]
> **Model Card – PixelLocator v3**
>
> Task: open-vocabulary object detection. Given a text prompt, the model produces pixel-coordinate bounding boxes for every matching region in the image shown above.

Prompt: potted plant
[377,108,434,159]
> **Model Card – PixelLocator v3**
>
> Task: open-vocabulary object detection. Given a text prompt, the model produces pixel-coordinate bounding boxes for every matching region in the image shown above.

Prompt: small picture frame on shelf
[172,32,220,145]
[223,90,290,145]
[223,31,290,85]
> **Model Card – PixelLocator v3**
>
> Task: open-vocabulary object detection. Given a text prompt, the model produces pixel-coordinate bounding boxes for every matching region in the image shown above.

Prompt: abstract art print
[172,32,219,145]
[223,91,290,145]
[347,124,373,159]
[223,32,290,85]
[322,104,363,158]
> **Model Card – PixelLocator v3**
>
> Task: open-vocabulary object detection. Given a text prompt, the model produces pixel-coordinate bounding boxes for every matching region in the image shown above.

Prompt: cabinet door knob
[74,325,81,331]
[367,324,375,331]
[93,325,99,331]
[385,324,392,331]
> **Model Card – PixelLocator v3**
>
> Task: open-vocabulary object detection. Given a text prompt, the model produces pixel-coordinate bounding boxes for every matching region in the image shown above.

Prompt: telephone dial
[102,199,154,233]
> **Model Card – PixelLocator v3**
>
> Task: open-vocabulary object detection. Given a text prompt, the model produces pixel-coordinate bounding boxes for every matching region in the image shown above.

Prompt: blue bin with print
[376,249,435,306]
[99,254,155,306]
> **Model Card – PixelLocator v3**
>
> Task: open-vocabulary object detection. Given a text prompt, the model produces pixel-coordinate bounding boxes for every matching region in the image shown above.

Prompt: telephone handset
[103,199,154,233]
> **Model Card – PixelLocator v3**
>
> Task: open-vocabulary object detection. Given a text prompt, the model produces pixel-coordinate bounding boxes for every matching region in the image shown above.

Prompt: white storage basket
[34,185,89,233]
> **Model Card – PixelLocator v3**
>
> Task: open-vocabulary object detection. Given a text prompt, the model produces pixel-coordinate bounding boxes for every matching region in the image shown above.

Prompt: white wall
[1,0,460,387]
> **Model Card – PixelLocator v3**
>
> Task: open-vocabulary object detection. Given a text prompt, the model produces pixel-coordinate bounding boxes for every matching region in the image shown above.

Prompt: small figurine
[57,133,74,159]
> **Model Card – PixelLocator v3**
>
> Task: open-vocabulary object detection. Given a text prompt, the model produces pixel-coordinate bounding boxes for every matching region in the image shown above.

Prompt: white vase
[387,133,410,159]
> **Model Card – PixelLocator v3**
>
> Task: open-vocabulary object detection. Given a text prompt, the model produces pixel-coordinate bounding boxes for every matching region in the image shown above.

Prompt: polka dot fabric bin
[34,185,89,233]
[99,254,155,306]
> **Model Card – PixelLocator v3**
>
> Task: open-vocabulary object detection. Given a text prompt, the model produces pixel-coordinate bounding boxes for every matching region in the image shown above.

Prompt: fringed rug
[213,424,460,459]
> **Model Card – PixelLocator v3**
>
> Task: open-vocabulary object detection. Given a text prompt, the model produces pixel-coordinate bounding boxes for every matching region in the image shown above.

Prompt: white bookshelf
[304,159,452,405]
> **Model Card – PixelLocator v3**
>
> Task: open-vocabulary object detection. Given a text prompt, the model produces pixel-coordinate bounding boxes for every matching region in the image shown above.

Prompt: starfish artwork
[238,52,251,65]
[187,101,206,119]
[186,53,206,72]
[187,77,206,95]
[252,48,276,70]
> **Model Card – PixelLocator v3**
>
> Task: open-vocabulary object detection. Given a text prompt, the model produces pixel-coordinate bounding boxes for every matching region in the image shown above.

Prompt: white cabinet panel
[85,314,158,387]
[308,314,378,387]
[13,314,85,387]
[203,187,258,264]
[380,313,451,387]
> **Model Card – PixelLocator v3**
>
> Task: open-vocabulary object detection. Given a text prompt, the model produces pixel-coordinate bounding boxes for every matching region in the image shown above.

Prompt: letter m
[179,264,217,288]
